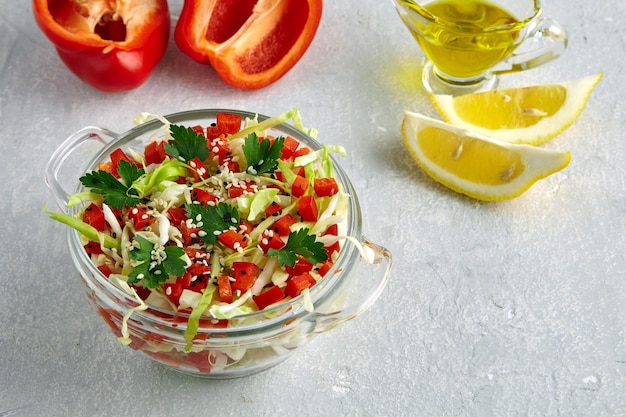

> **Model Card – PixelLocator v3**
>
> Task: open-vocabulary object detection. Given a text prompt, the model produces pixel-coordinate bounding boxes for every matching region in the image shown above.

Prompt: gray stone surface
[1,0,624,416]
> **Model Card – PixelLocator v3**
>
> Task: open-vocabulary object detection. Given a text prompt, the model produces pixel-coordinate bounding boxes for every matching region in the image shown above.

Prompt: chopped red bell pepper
[280,136,300,160]
[167,207,188,225]
[316,259,333,277]
[284,257,313,276]
[227,180,257,198]
[216,113,242,134]
[110,148,140,178]
[291,175,309,197]
[205,113,243,139]
[217,275,233,303]
[97,264,114,277]
[191,188,218,207]
[297,195,318,222]
[188,158,210,181]
[292,147,311,160]
[325,223,339,236]
[253,285,285,310]
[181,351,213,373]
[33,0,170,92]
[292,165,306,178]
[230,262,259,293]
[314,178,339,197]
[285,272,315,298]
[179,271,209,293]
[128,206,157,230]
[272,213,297,236]
[144,141,167,165]
[258,229,285,253]
[186,262,212,280]
[191,125,205,135]
[218,230,248,251]
[185,247,210,263]
[174,0,323,90]
[264,201,282,218]
[180,221,201,246]
[82,202,106,232]
[84,241,104,255]
[164,282,183,305]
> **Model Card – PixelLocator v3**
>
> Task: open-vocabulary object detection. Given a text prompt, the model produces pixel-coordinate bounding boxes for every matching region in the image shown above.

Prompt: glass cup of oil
[392,0,567,95]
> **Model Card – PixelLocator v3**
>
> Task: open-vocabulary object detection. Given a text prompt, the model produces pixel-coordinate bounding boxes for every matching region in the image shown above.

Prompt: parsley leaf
[242,133,285,175]
[127,235,187,289]
[268,227,328,267]
[79,160,144,209]
[117,159,145,188]
[164,124,209,162]
[185,202,240,244]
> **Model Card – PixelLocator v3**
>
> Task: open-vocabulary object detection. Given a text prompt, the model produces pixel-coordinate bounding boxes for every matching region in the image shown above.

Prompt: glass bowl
[45,109,392,379]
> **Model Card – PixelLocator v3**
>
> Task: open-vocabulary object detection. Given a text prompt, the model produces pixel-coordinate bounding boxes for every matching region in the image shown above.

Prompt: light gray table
[1,1,624,416]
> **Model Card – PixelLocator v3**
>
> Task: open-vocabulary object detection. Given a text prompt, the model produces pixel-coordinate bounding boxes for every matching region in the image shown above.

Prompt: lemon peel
[430,73,603,145]
[401,111,571,201]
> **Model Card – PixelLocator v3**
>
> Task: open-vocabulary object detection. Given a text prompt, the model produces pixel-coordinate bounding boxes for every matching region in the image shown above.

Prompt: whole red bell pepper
[174,0,323,90]
[32,0,170,93]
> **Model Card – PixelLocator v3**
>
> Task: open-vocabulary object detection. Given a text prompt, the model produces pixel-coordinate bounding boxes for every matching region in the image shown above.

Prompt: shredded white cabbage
[108,274,148,345]
[101,203,123,238]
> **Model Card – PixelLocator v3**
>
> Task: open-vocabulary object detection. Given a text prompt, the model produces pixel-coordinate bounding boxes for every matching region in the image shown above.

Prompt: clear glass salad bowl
[45,109,392,379]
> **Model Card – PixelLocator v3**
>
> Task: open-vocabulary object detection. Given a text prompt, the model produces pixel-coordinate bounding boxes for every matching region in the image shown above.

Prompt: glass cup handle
[310,238,392,334]
[45,126,118,210]
[493,18,568,75]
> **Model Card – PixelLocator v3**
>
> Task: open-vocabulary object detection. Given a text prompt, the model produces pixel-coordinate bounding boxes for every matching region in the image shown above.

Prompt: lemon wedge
[401,111,571,201]
[430,73,602,145]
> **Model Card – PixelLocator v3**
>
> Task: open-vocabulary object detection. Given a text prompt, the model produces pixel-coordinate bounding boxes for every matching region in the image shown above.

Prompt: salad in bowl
[45,108,391,378]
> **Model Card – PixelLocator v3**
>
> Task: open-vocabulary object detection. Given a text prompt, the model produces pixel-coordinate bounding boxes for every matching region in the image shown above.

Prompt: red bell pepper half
[174,0,323,90]
[32,0,170,92]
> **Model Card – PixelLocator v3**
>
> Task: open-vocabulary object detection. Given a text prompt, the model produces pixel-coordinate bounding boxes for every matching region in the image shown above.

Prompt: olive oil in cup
[392,0,567,95]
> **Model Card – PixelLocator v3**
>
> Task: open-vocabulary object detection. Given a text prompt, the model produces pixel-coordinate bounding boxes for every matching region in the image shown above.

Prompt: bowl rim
[66,108,364,332]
